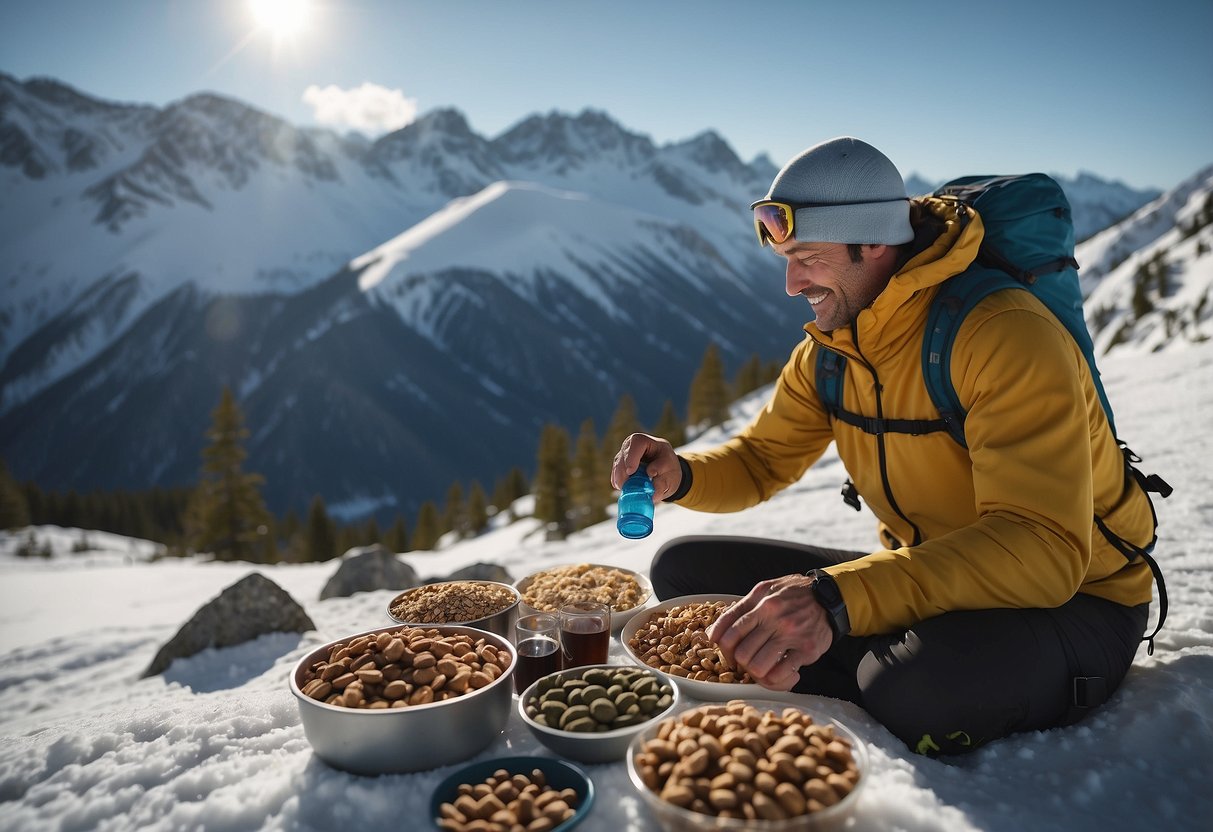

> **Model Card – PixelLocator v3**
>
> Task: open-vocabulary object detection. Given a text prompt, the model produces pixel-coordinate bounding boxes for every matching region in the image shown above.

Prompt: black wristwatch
[807,569,851,640]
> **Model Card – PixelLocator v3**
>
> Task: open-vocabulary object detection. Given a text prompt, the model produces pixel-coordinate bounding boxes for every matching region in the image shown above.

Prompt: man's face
[771,239,890,332]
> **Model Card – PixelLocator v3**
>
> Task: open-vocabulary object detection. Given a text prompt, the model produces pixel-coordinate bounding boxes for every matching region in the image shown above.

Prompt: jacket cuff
[665,456,693,502]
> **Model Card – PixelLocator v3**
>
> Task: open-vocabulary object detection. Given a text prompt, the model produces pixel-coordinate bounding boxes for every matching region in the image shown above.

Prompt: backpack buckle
[841,479,862,512]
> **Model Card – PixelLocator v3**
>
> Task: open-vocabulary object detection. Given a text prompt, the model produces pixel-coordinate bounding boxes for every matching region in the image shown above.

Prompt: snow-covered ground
[1,342,1211,831]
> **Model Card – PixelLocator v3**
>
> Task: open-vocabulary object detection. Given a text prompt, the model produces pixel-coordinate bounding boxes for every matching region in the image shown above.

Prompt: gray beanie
[762,136,913,245]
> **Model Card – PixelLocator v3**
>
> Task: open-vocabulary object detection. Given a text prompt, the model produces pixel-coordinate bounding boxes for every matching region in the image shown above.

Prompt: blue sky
[1,0,1209,191]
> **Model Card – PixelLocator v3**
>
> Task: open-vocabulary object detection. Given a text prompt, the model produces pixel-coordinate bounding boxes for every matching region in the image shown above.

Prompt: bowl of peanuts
[431,755,594,832]
[387,579,521,639]
[290,623,516,775]
[622,594,805,703]
[515,563,653,636]
[626,700,868,831]
[518,663,681,763]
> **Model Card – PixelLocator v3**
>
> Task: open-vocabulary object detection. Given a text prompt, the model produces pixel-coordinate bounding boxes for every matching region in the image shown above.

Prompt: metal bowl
[626,701,870,831]
[514,563,653,636]
[517,664,680,764]
[386,579,521,639]
[289,623,516,775]
[430,755,595,832]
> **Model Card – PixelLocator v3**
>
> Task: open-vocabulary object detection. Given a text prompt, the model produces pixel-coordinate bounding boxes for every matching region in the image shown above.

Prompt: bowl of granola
[515,563,652,636]
[387,580,521,639]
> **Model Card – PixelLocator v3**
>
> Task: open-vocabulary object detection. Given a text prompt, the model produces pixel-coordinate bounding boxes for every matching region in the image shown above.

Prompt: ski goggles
[750,200,804,247]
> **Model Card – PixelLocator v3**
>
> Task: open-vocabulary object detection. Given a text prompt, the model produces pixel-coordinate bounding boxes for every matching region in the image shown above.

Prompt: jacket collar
[805,197,985,360]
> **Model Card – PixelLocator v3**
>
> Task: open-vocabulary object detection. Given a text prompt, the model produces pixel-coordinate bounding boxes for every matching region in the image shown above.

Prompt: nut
[299,627,509,710]
[436,770,579,832]
[626,601,755,684]
[634,701,860,822]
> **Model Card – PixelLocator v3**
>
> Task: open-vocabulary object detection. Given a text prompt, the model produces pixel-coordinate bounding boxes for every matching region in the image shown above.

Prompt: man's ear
[864,244,890,261]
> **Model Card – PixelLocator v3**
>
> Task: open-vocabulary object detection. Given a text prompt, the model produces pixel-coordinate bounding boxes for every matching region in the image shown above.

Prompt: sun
[249,0,312,39]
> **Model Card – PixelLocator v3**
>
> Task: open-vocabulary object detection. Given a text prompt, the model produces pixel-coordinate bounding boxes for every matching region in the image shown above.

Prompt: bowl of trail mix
[387,579,521,638]
[515,563,652,635]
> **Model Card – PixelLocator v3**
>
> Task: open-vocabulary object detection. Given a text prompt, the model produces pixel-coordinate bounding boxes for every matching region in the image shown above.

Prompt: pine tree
[601,394,642,468]
[259,515,280,563]
[304,495,338,562]
[280,508,301,542]
[505,467,529,520]
[571,419,609,530]
[384,514,410,553]
[532,423,572,535]
[466,481,489,535]
[1131,265,1155,320]
[336,523,362,557]
[651,399,687,448]
[443,481,466,538]
[687,342,730,431]
[0,459,31,530]
[184,386,273,562]
[411,501,442,550]
[732,353,764,400]
[21,482,45,526]
[492,467,529,521]
[363,516,382,546]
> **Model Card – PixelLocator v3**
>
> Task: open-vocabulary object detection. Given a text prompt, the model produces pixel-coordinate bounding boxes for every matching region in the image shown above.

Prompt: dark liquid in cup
[561,617,609,668]
[514,636,562,694]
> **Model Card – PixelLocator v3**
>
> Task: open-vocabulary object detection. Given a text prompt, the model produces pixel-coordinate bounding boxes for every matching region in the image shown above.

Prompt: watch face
[811,571,837,603]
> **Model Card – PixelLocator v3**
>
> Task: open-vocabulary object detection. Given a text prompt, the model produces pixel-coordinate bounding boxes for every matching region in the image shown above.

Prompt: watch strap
[807,569,851,639]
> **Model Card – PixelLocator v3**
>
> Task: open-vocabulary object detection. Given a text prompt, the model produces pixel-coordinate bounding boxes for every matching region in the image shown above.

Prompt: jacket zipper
[850,322,924,547]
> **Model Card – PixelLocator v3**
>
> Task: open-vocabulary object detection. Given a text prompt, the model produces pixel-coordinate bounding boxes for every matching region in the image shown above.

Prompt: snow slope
[0,342,1210,831]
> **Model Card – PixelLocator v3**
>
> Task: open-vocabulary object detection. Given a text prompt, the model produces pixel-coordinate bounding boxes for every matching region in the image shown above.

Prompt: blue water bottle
[617,471,655,539]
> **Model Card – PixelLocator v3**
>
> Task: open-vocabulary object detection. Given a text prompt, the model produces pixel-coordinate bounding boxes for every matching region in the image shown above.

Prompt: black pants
[651,535,1149,756]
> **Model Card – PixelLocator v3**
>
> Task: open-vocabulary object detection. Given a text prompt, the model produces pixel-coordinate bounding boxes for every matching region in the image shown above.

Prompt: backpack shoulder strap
[814,343,847,418]
[921,266,1022,448]
[815,343,949,438]
[813,347,863,511]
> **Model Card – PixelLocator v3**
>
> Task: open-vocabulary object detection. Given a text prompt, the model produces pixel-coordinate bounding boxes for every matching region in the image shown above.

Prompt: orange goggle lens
[752,201,794,246]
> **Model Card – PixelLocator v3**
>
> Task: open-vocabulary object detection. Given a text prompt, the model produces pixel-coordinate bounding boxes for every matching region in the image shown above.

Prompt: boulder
[431,562,514,584]
[319,544,419,600]
[142,572,315,678]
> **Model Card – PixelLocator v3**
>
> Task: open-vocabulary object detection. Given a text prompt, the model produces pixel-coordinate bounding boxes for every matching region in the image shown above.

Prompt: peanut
[625,601,755,684]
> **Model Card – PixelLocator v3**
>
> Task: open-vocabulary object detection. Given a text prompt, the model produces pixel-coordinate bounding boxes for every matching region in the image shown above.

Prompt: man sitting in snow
[609,137,1159,756]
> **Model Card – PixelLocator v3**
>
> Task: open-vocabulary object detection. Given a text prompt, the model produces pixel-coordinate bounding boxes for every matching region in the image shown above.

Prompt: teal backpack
[813,173,1172,649]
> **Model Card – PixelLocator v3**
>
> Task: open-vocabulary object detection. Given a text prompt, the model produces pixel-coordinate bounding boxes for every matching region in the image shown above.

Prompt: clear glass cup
[559,600,610,668]
[513,613,562,694]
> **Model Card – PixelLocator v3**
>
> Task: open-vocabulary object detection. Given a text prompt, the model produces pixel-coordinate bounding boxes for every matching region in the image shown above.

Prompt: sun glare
[249,0,311,39]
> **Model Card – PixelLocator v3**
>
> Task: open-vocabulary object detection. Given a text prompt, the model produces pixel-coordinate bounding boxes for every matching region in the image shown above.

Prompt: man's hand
[610,433,681,501]
[707,574,834,691]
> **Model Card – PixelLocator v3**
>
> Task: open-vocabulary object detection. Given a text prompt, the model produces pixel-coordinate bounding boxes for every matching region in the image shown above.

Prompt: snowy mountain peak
[0,73,154,180]
[1079,165,1213,355]
[665,130,750,182]
[354,179,655,306]
[494,107,654,169]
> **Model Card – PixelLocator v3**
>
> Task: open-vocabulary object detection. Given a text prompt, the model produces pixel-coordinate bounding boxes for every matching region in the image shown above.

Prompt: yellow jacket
[679,197,1156,636]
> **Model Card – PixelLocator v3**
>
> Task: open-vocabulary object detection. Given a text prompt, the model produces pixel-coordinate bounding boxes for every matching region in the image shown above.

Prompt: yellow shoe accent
[915,734,941,755]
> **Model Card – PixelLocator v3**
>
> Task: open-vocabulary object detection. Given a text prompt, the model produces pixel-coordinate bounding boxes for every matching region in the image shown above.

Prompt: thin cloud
[302,82,418,135]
